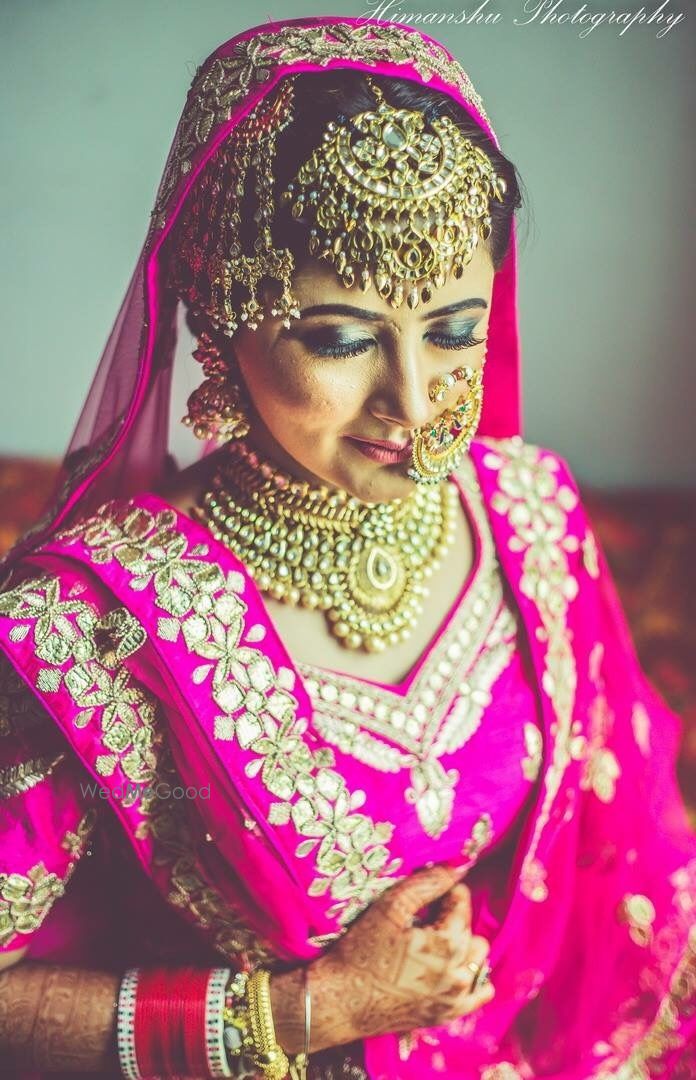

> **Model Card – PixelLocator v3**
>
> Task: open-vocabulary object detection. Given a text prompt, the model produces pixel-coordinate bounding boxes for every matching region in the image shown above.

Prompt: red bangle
[132,966,214,1078]
[180,967,211,1077]
[134,967,171,1078]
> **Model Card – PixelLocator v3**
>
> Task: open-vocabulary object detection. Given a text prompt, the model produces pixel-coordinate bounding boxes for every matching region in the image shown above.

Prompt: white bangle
[116,967,142,1080]
[206,966,233,1077]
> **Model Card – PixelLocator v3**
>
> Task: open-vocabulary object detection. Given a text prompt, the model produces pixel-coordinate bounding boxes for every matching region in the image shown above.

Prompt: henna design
[0,962,120,1072]
[290,865,494,1049]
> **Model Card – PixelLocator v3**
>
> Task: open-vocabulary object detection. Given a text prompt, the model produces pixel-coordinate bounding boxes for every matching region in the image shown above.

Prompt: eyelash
[312,329,485,359]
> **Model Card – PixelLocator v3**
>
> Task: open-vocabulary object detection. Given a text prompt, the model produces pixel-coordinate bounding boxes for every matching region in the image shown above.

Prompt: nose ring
[429,365,471,404]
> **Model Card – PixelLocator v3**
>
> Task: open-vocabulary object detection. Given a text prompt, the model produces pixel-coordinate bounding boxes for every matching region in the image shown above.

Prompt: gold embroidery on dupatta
[0,653,51,738]
[460,811,494,869]
[0,810,95,947]
[580,642,621,804]
[152,22,490,224]
[522,722,543,782]
[591,860,696,1076]
[0,752,66,799]
[59,503,404,931]
[480,1065,525,1080]
[631,702,651,758]
[617,893,657,949]
[482,436,580,902]
[582,528,600,580]
[0,572,278,967]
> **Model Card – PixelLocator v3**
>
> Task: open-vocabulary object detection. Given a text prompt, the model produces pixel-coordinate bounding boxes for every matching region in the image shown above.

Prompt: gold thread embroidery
[58,503,405,930]
[591,860,696,1076]
[631,702,651,758]
[579,642,621,805]
[0,572,278,967]
[152,22,491,224]
[522,722,543,782]
[617,893,657,949]
[0,752,66,799]
[0,652,52,739]
[482,436,580,902]
[582,528,600,580]
[0,810,95,947]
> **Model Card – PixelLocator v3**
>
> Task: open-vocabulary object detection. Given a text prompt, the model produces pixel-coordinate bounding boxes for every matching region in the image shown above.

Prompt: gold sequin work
[482,437,580,903]
[152,21,491,224]
[56,503,405,930]
[0,572,278,967]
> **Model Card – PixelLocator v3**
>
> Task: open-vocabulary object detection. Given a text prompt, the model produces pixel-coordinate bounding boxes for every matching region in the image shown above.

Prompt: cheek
[248,352,362,424]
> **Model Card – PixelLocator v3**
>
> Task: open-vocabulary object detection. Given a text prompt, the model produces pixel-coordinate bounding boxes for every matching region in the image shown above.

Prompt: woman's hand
[290,864,494,1052]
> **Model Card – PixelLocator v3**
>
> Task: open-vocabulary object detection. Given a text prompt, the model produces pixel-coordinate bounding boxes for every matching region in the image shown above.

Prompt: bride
[1,16,694,1079]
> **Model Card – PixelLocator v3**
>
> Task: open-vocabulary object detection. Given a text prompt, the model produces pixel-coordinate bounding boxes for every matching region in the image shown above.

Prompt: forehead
[288,245,495,320]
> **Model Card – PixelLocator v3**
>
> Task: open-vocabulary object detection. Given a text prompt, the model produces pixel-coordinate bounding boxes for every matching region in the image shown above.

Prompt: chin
[344,465,417,504]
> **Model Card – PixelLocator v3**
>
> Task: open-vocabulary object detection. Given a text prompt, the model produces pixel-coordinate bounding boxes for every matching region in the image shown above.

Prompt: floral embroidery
[580,643,621,804]
[0,572,278,967]
[0,809,95,947]
[582,528,600,580]
[0,751,66,799]
[480,1065,526,1080]
[482,437,580,902]
[152,21,490,223]
[522,722,543,782]
[617,893,656,949]
[631,702,651,757]
[592,860,696,1076]
[460,812,494,868]
[0,653,48,739]
[58,502,404,930]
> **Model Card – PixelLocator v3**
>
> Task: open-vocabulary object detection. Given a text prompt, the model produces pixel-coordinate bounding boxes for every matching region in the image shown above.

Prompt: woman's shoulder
[467,434,583,505]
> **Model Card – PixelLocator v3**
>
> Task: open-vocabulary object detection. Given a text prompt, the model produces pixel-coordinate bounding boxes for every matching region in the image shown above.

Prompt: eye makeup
[289,318,486,360]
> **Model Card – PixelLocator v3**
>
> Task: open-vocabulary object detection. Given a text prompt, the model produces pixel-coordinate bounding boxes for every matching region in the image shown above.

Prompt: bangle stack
[116,964,311,1079]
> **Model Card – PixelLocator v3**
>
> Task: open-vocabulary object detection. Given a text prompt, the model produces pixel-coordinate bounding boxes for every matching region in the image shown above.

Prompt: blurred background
[0,0,694,813]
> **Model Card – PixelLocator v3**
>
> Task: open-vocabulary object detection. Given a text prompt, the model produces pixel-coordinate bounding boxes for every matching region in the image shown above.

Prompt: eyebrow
[296,298,488,322]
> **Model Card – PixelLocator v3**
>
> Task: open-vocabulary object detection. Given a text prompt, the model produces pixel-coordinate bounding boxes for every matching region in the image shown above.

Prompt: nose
[367,339,434,433]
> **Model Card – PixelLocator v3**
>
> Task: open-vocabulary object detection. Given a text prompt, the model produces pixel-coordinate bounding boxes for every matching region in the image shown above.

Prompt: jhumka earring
[408,363,485,485]
[182,331,250,443]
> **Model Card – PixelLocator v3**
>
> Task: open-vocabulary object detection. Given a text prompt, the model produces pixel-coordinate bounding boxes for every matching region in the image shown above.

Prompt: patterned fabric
[1,437,695,1079]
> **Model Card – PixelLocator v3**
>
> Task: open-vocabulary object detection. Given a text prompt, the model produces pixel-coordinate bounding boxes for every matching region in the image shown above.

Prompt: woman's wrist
[270,958,356,1057]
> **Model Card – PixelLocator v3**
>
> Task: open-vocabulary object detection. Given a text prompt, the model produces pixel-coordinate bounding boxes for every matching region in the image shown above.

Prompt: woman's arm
[0,956,346,1073]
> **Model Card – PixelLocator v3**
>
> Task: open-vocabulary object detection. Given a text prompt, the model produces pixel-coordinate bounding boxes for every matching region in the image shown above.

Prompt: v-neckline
[143,455,490,706]
[296,462,487,696]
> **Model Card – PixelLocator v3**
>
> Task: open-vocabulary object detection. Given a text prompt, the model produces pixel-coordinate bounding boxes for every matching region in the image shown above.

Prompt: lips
[345,435,413,464]
[346,435,411,451]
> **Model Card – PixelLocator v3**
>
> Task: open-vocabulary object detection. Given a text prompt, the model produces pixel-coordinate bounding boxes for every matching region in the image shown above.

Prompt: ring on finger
[466,959,492,993]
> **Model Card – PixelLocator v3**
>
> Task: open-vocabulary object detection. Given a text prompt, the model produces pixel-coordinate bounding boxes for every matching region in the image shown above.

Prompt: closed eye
[304,326,485,359]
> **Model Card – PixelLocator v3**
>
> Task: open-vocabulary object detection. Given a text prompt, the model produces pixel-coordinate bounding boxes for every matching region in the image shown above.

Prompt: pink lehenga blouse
[1,438,695,1079]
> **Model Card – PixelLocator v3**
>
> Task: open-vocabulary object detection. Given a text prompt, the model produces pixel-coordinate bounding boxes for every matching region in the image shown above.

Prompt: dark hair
[269,70,523,273]
[177,70,524,342]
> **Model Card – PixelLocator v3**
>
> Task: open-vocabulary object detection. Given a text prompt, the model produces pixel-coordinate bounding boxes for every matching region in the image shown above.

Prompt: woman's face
[233,245,495,504]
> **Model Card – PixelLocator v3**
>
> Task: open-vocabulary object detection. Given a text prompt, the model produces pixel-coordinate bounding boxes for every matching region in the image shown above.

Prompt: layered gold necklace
[194,440,458,653]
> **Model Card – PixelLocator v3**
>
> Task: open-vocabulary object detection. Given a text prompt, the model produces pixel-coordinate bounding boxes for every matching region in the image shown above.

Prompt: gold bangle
[246,968,291,1080]
[288,965,311,1080]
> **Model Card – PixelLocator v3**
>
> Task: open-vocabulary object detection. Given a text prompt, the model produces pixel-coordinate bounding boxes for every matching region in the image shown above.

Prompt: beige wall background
[1,0,694,486]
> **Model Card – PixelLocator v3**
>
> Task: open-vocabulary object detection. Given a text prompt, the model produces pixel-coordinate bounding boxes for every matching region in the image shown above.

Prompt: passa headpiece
[168,76,506,332]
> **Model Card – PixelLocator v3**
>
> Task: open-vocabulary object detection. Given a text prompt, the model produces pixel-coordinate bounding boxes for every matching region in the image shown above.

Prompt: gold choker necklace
[194,441,458,653]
